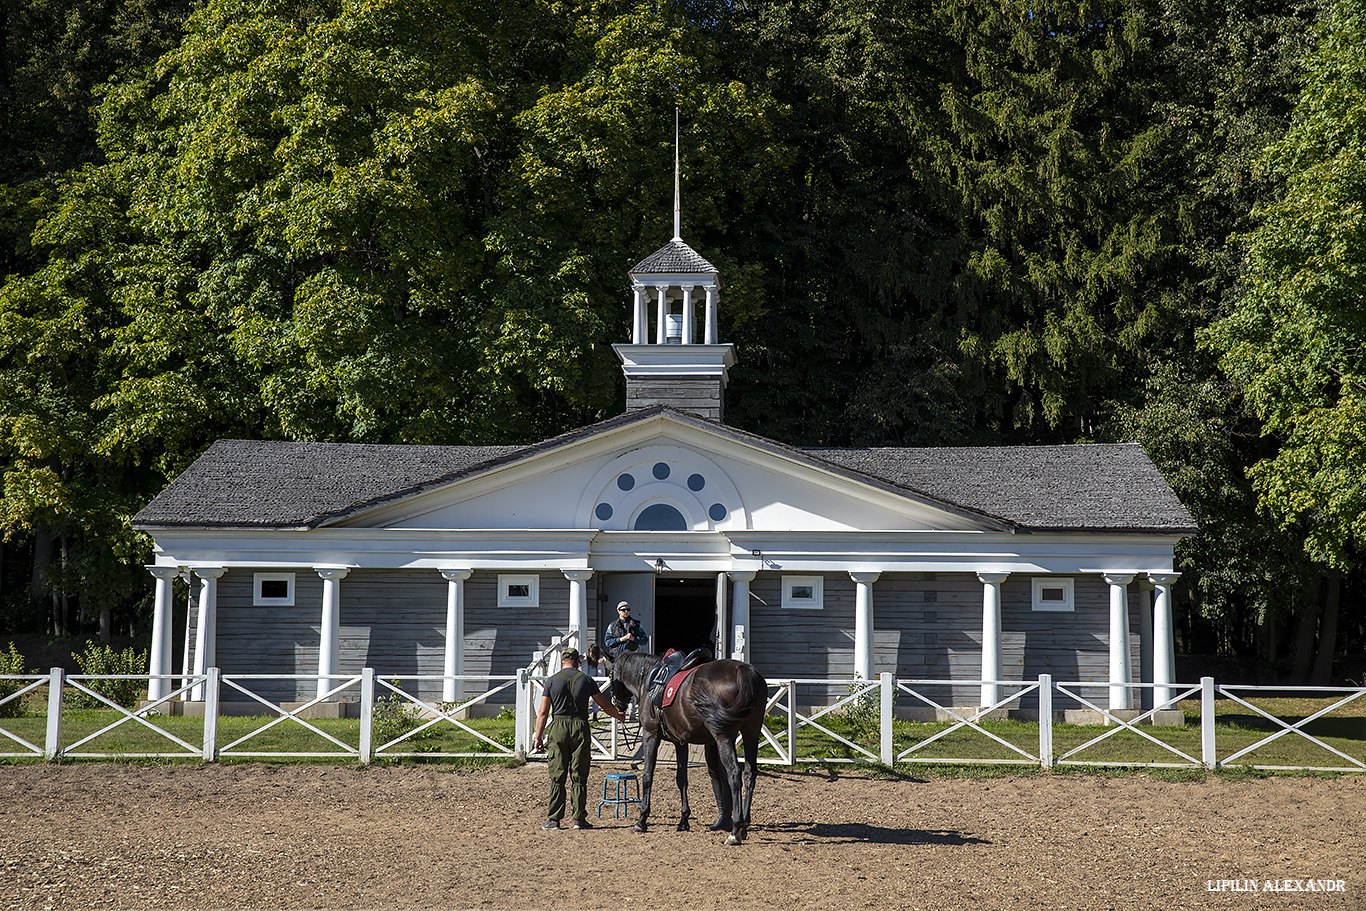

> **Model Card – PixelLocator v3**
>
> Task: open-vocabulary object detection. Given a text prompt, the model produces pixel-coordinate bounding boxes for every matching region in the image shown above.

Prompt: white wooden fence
[2,669,1363,772]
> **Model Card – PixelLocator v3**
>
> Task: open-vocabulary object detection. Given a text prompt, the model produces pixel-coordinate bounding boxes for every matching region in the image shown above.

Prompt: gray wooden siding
[625,376,723,421]
[750,573,1142,709]
[193,568,597,705]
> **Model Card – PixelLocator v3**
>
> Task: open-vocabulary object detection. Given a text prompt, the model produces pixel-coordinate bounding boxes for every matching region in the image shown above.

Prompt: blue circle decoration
[616,473,635,491]
[652,462,671,480]
[687,473,706,491]
[709,503,728,521]
[595,503,614,521]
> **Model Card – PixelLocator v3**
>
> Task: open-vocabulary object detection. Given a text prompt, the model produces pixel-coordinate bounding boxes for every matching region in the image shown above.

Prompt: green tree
[1209,0,1366,573]
[1205,0,1366,678]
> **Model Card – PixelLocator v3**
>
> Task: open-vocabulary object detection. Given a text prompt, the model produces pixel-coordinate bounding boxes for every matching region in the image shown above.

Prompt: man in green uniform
[532,647,626,829]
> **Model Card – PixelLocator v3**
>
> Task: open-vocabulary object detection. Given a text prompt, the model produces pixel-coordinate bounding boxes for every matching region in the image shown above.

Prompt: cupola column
[631,283,647,344]
[680,285,695,344]
[704,284,719,345]
[655,285,670,345]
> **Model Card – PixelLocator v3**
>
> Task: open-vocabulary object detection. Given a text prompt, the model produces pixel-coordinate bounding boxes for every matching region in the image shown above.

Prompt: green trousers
[546,715,592,822]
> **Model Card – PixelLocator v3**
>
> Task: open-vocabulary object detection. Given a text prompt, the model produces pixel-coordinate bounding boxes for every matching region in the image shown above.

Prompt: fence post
[879,673,893,766]
[515,669,529,758]
[359,668,375,763]
[44,668,64,760]
[1038,674,1053,770]
[1200,676,1217,769]
[202,668,220,762]
[786,683,796,766]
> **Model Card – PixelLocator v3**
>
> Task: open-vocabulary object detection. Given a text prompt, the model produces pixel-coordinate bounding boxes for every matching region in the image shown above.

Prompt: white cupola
[614,121,736,421]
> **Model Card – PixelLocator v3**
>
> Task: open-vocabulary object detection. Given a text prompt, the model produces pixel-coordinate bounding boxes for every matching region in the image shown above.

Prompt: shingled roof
[808,444,1194,533]
[629,238,717,275]
[133,408,1193,534]
[134,440,524,530]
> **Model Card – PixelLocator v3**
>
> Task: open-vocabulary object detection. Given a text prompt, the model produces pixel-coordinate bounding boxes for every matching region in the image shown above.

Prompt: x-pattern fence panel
[369,674,519,760]
[1052,681,1204,769]
[757,678,883,765]
[1216,684,1366,773]
[894,678,1041,766]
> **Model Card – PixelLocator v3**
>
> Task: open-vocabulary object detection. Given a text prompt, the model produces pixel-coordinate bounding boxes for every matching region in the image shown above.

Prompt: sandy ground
[2,761,1363,911]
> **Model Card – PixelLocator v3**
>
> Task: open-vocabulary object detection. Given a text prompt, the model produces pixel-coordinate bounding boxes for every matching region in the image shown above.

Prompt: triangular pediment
[339,410,1003,534]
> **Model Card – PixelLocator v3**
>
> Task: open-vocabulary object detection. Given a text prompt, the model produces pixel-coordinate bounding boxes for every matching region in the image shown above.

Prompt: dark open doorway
[653,577,716,656]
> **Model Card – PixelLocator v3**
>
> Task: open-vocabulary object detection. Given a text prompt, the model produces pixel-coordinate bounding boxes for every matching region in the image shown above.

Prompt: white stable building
[134,226,1194,716]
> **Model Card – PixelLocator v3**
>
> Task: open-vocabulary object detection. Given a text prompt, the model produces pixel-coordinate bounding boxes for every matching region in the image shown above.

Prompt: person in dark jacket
[604,601,648,658]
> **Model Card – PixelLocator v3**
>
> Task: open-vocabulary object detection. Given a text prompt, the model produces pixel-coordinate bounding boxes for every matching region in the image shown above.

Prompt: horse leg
[675,744,691,831]
[633,731,662,834]
[711,733,746,846]
[739,725,760,839]
[703,740,733,831]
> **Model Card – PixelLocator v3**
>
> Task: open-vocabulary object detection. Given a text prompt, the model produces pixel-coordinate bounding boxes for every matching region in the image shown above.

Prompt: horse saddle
[647,648,711,710]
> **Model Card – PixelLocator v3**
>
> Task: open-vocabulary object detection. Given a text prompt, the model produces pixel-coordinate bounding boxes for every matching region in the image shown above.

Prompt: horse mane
[609,649,657,695]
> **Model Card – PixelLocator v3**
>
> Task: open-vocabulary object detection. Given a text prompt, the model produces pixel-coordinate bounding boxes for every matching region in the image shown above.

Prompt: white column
[146,566,180,702]
[440,569,472,704]
[1137,577,1154,711]
[1105,573,1136,711]
[655,285,670,345]
[680,285,695,344]
[315,567,350,700]
[1150,573,1179,711]
[704,284,719,344]
[728,571,756,662]
[978,572,1009,707]
[631,283,647,344]
[179,570,195,700]
[850,572,881,680]
[563,569,593,654]
[190,568,226,701]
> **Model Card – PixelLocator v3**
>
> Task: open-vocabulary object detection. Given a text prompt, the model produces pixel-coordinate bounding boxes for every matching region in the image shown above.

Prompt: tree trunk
[1291,576,1321,683]
[1257,611,1279,684]
[99,603,112,645]
[1310,572,1341,685]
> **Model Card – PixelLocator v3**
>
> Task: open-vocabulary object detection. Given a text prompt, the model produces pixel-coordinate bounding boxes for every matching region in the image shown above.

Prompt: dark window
[633,503,687,531]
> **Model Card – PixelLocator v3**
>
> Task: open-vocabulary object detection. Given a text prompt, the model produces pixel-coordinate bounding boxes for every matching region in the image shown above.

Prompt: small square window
[782,575,824,610]
[498,574,540,608]
[1032,577,1074,612]
[253,572,295,606]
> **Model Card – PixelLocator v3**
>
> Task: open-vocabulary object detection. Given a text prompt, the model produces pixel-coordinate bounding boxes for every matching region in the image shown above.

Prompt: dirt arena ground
[3,760,1362,911]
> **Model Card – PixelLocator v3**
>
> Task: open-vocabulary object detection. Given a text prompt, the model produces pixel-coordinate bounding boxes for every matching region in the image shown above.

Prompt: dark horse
[609,650,767,845]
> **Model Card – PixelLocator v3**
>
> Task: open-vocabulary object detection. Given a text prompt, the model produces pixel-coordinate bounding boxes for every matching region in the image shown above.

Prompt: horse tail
[694,661,767,731]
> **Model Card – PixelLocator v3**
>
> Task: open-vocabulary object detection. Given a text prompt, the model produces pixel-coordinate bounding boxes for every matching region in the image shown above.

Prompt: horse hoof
[633,823,647,834]
[708,820,733,832]
[676,821,690,832]
[725,834,742,846]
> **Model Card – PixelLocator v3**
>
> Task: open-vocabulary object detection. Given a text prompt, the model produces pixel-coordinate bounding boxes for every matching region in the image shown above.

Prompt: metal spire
[673,107,681,241]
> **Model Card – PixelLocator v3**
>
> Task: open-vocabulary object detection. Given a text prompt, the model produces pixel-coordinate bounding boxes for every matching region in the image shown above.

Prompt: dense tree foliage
[1,0,1361,676]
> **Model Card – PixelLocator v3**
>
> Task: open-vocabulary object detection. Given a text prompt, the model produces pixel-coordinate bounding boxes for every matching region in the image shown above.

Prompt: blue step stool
[597,772,641,819]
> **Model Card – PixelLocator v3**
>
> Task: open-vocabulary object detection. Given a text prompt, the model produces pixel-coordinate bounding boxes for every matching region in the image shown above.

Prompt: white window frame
[498,573,540,608]
[253,572,296,606]
[1032,576,1075,612]
[782,575,824,610]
